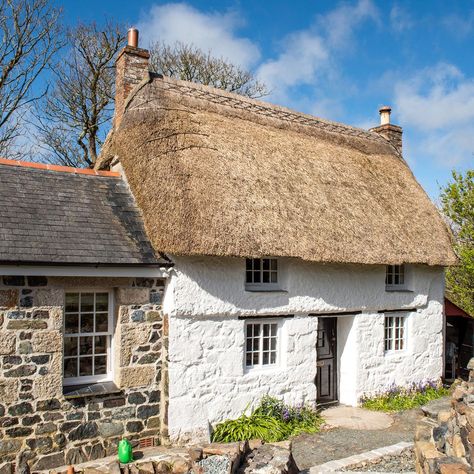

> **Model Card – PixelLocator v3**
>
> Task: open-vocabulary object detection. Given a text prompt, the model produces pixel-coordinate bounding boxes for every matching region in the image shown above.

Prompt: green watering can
[118,438,133,464]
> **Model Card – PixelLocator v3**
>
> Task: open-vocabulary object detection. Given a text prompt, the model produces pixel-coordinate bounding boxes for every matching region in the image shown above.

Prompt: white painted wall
[164,256,445,443]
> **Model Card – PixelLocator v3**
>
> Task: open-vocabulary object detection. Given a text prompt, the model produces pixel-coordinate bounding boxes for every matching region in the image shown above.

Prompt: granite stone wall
[415,358,474,473]
[0,275,166,473]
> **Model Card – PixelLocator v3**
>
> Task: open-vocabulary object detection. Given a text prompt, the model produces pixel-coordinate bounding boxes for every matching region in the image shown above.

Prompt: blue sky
[58,0,473,199]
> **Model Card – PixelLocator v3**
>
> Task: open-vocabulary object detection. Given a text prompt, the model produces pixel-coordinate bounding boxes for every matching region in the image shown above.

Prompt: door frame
[315,316,338,406]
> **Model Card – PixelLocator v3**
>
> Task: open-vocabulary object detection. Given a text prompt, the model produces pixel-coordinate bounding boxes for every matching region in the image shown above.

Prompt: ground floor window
[384,315,406,351]
[245,320,279,368]
[63,291,113,384]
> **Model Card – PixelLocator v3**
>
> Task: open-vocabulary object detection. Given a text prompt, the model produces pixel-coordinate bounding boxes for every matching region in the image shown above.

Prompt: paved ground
[323,406,393,430]
[292,408,421,471]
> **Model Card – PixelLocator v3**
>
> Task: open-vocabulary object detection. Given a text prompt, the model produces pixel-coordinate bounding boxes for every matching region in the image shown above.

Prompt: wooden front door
[316,317,337,404]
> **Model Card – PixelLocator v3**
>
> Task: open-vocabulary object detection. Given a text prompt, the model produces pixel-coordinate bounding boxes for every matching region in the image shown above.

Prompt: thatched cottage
[0,30,456,471]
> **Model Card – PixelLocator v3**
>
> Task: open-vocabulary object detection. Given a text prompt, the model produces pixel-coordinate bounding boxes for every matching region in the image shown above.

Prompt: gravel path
[292,409,421,471]
[341,448,415,472]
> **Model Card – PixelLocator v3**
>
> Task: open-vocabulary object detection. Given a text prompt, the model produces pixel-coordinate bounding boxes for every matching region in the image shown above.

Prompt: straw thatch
[98,73,456,266]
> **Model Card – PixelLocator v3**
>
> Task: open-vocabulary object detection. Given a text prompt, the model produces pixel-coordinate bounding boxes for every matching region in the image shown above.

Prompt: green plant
[361,381,450,412]
[211,396,323,443]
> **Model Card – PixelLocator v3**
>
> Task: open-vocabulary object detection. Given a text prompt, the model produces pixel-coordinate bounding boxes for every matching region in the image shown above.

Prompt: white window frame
[385,264,407,291]
[244,319,281,370]
[245,258,279,291]
[384,314,407,352]
[63,290,114,386]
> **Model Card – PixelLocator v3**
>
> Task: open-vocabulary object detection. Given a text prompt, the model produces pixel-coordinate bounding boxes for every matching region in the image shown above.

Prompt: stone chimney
[370,106,403,155]
[114,28,150,129]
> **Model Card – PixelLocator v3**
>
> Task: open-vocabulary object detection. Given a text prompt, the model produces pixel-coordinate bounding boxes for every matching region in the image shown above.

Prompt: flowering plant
[360,380,450,412]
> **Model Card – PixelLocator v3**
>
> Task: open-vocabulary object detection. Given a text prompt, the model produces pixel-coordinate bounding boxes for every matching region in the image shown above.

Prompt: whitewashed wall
[163,256,444,443]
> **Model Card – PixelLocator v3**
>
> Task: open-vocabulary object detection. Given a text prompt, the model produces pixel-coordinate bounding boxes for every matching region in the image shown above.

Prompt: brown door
[316,317,337,404]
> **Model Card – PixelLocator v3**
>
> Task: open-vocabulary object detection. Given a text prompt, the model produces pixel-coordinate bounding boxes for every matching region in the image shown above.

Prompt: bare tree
[0,0,61,156]
[35,22,124,167]
[149,41,268,99]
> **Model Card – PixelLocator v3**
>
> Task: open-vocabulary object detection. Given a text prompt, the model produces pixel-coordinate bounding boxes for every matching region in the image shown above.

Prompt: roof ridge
[0,157,120,177]
[152,74,385,144]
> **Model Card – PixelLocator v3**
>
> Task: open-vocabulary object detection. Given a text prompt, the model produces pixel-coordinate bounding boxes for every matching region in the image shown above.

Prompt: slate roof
[0,161,165,265]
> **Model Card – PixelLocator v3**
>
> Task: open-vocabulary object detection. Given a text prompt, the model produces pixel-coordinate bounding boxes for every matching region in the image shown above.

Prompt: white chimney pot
[379,106,391,125]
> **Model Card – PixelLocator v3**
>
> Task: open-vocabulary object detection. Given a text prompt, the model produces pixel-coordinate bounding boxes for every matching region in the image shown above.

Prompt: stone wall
[0,275,166,473]
[415,359,474,473]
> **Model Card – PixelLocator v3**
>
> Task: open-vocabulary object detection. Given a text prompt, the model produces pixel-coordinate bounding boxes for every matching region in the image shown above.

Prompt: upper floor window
[63,291,113,385]
[385,264,406,290]
[245,258,279,290]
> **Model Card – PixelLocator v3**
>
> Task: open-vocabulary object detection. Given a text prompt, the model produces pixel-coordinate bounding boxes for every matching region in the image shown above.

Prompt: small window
[245,258,278,290]
[385,264,406,290]
[63,291,113,385]
[245,321,279,369]
[384,315,406,351]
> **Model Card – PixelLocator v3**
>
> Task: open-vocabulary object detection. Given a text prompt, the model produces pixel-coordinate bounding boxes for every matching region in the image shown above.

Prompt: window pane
[270,352,276,364]
[80,293,94,312]
[246,353,252,366]
[253,337,259,351]
[65,314,79,334]
[79,336,93,355]
[254,259,261,270]
[64,337,78,357]
[80,313,94,333]
[80,357,93,376]
[94,356,107,375]
[95,336,107,354]
[253,271,261,283]
[270,259,277,271]
[247,338,253,351]
[263,324,270,337]
[263,338,269,350]
[263,259,270,270]
[246,259,252,270]
[253,325,261,337]
[263,352,269,365]
[270,338,277,350]
[247,325,252,338]
[271,324,277,337]
[95,313,108,333]
[64,358,78,378]
[95,293,109,312]
[262,272,270,283]
[271,272,277,283]
[65,293,79,312]
[253,352,259,365]
[246,271,253,283]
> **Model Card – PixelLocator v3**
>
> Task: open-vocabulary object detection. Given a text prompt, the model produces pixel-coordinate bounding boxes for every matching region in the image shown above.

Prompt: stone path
[292,408,421,471]
[323,406,393,430]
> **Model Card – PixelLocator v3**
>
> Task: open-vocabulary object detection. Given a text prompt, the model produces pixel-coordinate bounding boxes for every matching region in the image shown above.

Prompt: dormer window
[245,258,278,291]
[385,264,406,291]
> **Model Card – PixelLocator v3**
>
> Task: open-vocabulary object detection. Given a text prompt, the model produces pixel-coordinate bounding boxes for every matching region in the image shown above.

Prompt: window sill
[385,288,413,293]
[245,288,288,293]
[63,381,121,399]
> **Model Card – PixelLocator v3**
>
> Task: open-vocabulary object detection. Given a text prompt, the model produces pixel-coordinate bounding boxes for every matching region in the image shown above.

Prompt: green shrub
[211,396,323,443]
[361,381,450,412]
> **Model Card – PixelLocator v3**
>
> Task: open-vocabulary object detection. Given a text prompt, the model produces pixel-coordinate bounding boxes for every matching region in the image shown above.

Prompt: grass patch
[211,396,323,443]
[361,381,450,412]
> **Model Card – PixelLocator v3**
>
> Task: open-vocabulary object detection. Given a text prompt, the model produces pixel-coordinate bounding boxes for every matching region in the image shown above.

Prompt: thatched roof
[97,73,456,266]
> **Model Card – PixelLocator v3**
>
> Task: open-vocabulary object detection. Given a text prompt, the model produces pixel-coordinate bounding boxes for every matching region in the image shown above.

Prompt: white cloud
[389,4,414,32]
[137,3,260,68]
[257,0,378,103]
[393,63,474,166]
[442,11,474,39]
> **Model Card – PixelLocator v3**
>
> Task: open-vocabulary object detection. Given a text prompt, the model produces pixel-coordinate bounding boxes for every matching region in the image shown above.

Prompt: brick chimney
[114,28,150,129]
[370,106,403,155]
